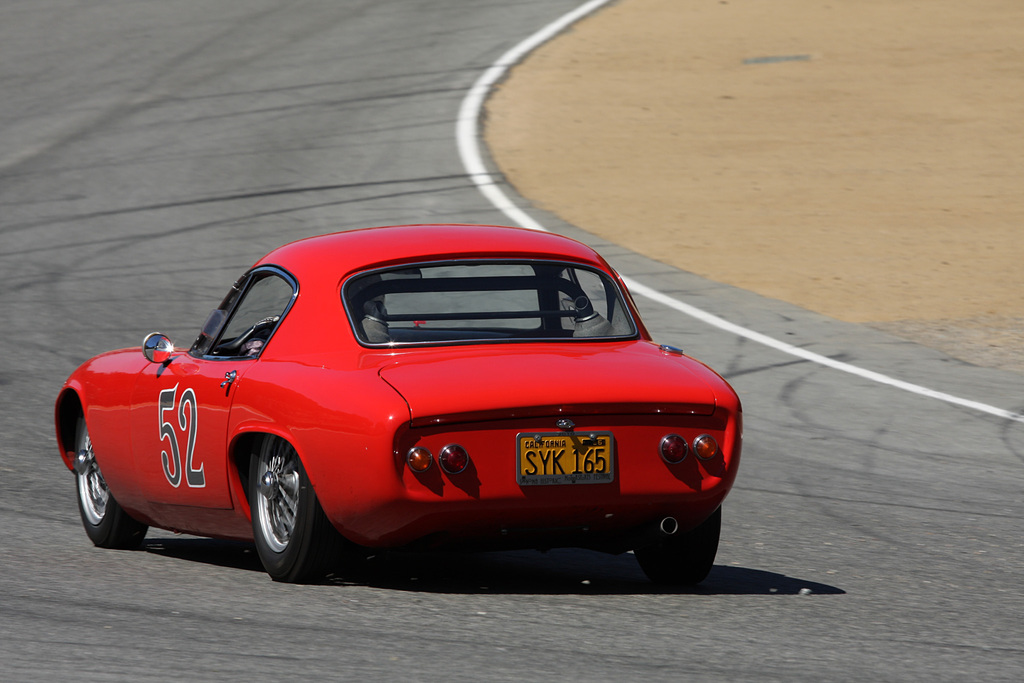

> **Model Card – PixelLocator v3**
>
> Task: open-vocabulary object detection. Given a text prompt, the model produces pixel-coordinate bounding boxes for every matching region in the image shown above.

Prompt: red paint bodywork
[55,225,741,550]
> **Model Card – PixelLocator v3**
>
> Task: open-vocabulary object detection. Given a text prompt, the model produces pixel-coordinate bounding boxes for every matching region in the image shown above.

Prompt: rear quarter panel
[227,357,411,539]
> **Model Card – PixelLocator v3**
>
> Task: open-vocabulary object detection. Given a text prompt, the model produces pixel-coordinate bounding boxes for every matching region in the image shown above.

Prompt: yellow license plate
[516,432,614,486]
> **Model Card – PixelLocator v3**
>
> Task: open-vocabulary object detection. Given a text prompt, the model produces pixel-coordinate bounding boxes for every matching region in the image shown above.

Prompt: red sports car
[55,224,742,584]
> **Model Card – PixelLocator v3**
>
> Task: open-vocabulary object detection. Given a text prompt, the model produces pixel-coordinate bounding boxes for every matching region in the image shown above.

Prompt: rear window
[343,261,637,346]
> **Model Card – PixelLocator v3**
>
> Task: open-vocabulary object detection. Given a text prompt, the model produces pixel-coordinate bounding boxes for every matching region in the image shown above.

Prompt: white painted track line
[456,0,1024,424]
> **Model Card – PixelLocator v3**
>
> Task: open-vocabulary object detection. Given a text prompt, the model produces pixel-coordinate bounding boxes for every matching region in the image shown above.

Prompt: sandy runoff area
[486,0,1024,372]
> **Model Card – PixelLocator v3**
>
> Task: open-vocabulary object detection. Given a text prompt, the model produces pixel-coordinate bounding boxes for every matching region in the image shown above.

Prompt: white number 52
[158,384,205,488]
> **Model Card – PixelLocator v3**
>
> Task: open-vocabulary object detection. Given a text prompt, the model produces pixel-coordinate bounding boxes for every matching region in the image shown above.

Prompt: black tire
[635,507,721,585]
[249,436,345,583]
[73,417,148,549]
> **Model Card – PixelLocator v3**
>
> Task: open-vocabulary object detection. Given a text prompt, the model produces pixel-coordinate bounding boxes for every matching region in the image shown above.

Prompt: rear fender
[225,427,301,523]
[226,362,411,542]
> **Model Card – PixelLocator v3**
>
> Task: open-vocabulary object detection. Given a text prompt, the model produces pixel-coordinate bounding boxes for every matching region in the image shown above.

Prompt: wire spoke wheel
[249,436,346,583]
[73,417,147,549]
[254,437,303,553]
[75,430,109,525]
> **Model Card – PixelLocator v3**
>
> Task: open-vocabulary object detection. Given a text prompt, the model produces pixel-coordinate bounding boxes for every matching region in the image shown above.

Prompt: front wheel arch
[55,388,85,468]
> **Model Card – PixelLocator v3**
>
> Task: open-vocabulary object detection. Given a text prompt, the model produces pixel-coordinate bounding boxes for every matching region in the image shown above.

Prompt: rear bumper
[315,409,741,551]
[344,490,729,553]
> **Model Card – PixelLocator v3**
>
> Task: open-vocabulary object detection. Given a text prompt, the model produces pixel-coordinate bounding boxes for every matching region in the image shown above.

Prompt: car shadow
[141,539,843,596]
[142,537,264,573]
[339,549,846,596]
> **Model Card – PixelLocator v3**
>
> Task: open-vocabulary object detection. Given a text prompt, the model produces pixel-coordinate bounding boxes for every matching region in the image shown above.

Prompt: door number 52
[159,384,205,488]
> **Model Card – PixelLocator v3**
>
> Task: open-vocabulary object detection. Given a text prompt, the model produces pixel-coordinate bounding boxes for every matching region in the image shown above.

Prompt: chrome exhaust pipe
[630,516,681,551]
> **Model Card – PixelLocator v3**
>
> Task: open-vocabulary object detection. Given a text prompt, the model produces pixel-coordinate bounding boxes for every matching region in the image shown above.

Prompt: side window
[195,270,295,358]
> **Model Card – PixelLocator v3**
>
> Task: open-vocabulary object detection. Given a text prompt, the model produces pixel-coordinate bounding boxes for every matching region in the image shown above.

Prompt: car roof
[247,224,652,357]
[254,224,611,278]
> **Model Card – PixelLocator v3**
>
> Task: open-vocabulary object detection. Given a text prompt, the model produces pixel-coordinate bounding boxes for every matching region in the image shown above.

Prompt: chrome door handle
[220,370,237,395]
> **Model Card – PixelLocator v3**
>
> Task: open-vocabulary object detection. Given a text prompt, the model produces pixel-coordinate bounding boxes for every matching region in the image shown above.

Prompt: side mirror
[142,333,174,364]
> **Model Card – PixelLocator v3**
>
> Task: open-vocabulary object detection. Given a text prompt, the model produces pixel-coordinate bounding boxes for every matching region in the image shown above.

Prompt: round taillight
[406,447,433,473]
[659,434,688,463]
[439,444,470,474]
[693,434,719,460]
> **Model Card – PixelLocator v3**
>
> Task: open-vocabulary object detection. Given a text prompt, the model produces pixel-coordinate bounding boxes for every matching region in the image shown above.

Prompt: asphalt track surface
[1,2,1021,681]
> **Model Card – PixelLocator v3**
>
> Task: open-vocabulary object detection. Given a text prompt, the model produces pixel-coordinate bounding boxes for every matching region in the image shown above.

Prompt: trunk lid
[378,342,718,425]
